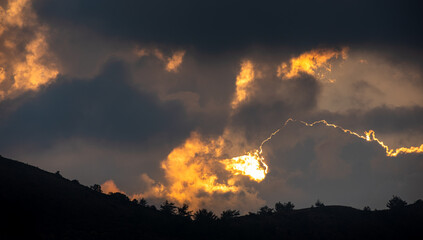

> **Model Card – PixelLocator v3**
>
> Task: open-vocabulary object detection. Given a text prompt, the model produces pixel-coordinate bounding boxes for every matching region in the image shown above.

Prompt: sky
[1,0,423,213]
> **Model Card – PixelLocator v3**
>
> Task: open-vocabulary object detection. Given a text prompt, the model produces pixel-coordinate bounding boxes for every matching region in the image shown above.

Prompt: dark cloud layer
[0,61,193,150]
[33,0,423,52]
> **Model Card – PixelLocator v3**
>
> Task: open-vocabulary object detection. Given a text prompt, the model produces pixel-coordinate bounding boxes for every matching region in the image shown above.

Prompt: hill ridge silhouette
[1,155,422,239]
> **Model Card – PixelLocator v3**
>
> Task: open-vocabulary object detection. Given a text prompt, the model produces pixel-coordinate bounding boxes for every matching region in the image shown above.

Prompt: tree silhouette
[387,195,407,210]
[139,198,148,207]
[220,209,240,220]
[108,192,130,203]
[315,200,325,207]
[363,206,371,211]
[257,205,274,215]
[275,201,295,213]
[149,205,157,211]
[160,200,177,215]
[71,179,80,184]
[177,203,192,219]
[247,211,257,216]
[90,184,102,193]
[193,209,217,222]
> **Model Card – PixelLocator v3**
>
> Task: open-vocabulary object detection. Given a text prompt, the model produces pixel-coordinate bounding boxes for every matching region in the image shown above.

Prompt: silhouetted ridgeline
[1,155,422,240]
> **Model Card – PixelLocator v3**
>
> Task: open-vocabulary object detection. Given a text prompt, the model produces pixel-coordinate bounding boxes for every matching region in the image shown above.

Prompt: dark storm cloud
[361,106,423,133]
[230,73,320,142]
[128,50,239,138]
[0,60,193,150]
[32,0,423,52]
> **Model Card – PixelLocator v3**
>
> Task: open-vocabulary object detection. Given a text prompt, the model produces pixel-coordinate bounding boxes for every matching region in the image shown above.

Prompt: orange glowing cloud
[131,173,166,199]
[232,60,255,109]
[101,180,124,194]
[221,150,268,182]
[10,33,59,92]
[134,47,185,72]
[0,0,59,101]
[0,67,5,83]
[160,132,239,209]
[120,131,267,212]
[363,130,423,157]
[165,50,185,72]
[277,48,348,80]
[153,48,165,61]
[0,0,29,32]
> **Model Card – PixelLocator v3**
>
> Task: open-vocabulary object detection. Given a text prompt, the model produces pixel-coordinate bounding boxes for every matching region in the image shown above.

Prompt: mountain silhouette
[1,155,422,239]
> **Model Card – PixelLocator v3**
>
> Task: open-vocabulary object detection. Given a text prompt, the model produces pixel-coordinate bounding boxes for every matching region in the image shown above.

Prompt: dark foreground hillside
[1,155,422,240]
